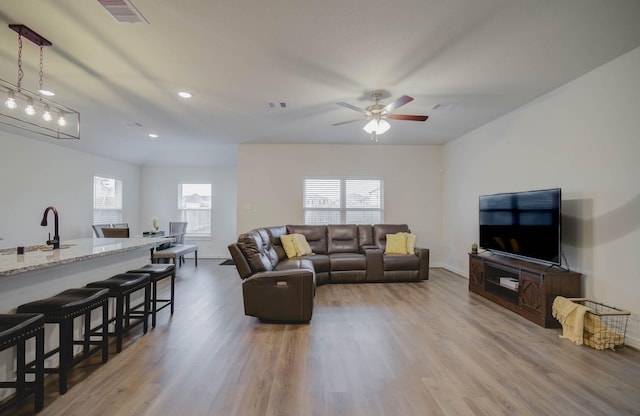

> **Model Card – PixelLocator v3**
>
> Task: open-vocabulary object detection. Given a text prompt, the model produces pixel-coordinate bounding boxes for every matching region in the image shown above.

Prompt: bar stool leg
[143,284,150,333]
[170,273,175,314]
[101,302,109,363]
[59,320,71,394]
[115,294,125,352]
[35,326,44,411]
[151,280,158,328]
[16,337,26,397]
[84,311,91,355]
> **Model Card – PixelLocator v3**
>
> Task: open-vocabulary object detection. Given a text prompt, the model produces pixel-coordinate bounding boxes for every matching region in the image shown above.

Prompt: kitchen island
[0,237,171,312]
[0,236,173,403]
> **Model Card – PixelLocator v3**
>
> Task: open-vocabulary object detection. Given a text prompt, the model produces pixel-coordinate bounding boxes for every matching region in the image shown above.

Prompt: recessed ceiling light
[148,133,158,139]
[39,89,55,96]
[178,91,192,98]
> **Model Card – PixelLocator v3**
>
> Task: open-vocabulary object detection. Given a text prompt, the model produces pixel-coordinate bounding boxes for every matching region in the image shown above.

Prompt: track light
[57,111,66,127]
[1,24,80,139]
[24,97,36,115]
[5,90,17,109]
[42,104,52,121]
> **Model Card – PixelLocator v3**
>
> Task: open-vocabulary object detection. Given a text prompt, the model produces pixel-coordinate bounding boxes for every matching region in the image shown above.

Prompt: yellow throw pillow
[292,233,313,256]
[406,233,417,254]
[385,233,408,254]
[280,234,298,258]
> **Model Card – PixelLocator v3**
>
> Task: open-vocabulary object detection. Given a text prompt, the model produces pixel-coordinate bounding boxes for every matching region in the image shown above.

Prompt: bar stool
[17,288,109,394]
[127,264,176,328]
[0,313,45,413]
[86,273,151,353]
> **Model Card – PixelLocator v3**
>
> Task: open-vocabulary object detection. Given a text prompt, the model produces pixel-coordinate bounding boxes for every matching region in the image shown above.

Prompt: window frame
[93,175,123,225]
[178,183,212,238]
[303,177,384,225]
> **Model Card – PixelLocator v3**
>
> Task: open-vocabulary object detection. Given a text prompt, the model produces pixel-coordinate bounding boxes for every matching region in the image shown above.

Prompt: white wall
[141,166,237,258]
[0,132,141,249]
[236,144,444,264]
[442,46,640,347]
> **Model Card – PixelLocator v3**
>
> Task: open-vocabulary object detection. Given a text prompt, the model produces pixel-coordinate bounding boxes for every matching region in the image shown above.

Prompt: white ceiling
[1,0,640,167]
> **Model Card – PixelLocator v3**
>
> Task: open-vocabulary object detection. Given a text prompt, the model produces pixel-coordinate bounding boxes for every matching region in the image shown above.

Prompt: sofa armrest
[242,269,315,322]
[415,247,430,280]
[364,248,384,281]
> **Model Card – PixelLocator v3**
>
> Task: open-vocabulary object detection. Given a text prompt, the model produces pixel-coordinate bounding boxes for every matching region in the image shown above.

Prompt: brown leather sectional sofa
[228,224,430,322]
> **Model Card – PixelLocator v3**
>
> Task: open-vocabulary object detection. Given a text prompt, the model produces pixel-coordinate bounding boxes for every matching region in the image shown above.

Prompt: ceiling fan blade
[332,119,364,126]
[336,102,367,114]
[383,95,413,113]
[388,114,429,122]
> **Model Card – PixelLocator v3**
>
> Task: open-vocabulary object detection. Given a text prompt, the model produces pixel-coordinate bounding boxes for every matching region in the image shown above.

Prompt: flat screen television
[479,188,561,265]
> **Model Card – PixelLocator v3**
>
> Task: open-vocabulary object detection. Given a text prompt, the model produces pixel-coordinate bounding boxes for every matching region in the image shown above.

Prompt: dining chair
[92,224,112,238]
[168,222,188,263]
[102,227,130,238]
[169,222,187,245]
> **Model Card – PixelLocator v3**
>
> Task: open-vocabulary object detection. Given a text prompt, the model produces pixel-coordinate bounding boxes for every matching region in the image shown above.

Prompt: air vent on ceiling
[97,0,148,24]
[266,101,288,109]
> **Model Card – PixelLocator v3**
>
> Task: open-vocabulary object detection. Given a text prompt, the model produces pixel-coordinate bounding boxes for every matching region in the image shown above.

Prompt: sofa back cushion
[265,225,287,261]
[286,225,328,254]
[357,224,374,248]
[237,229,277,273]
[328,224,359,253]
[373,224,410,250]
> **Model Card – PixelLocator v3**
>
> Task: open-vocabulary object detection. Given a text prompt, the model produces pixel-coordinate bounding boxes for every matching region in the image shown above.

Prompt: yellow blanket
[552,296,624,350]
[552,296,590,345]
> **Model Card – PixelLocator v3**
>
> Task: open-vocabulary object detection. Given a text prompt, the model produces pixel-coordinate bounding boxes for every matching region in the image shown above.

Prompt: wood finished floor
[5,260,640,416]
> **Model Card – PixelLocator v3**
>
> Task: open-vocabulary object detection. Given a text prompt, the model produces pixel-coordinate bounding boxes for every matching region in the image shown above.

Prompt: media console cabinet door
[469,255,484,294]
[519,273,543,317]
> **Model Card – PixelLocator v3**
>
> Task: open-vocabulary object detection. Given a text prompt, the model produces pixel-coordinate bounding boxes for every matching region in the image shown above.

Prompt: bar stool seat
[127,264,176,328]
[0,313,45,413]
[86,273,151,352]
[17,288,109,394]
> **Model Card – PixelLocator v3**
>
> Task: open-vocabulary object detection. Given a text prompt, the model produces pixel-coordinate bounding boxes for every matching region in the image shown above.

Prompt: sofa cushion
[286,225,328,254]
[358,224,374,248]
[237,230,274,273]
[384,254,420,271]
[292,234,313,256]
[265,226,288,261]
[280,234,299,258]
[385,233,409,254]
[329,253,366,271]
[373,224,410,250]
[328,224,359,253]
[406,233,417,254]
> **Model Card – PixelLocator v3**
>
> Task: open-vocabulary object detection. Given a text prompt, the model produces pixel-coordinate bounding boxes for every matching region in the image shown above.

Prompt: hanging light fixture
[362,118,391,135]
[0,24,80,140]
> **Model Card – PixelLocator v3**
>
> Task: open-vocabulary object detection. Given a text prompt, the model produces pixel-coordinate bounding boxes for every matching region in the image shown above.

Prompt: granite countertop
[0,237,172,277]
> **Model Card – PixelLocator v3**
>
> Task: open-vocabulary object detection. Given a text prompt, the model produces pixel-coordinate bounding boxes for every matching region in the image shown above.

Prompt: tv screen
[479,188,561,265]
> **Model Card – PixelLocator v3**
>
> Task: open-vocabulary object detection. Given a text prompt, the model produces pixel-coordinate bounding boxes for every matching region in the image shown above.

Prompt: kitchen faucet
[41,206,60,249]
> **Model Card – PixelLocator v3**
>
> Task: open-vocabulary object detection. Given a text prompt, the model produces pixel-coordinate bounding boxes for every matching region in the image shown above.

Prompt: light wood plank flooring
[6,260,640,415]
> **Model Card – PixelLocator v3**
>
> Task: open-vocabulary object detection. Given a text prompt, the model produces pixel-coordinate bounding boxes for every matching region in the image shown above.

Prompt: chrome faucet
[41,206,60,249]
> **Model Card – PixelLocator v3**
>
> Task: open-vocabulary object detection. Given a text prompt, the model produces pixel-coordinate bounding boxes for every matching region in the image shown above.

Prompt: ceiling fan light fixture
[363,119,390,135]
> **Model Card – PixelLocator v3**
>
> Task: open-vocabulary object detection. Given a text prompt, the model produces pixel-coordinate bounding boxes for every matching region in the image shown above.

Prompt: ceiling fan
[333,92,428,141]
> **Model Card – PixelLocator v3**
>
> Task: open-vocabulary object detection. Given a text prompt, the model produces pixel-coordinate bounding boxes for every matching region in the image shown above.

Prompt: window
[93,175,123,224]
[303,178,383,224]
[178,183,212,236]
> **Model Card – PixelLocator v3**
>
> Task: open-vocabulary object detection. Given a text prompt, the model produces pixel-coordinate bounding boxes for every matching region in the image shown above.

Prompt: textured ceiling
[1,0,639,166]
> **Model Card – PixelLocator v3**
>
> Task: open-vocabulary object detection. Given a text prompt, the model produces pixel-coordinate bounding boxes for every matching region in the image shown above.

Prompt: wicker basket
[567,298,630,350]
